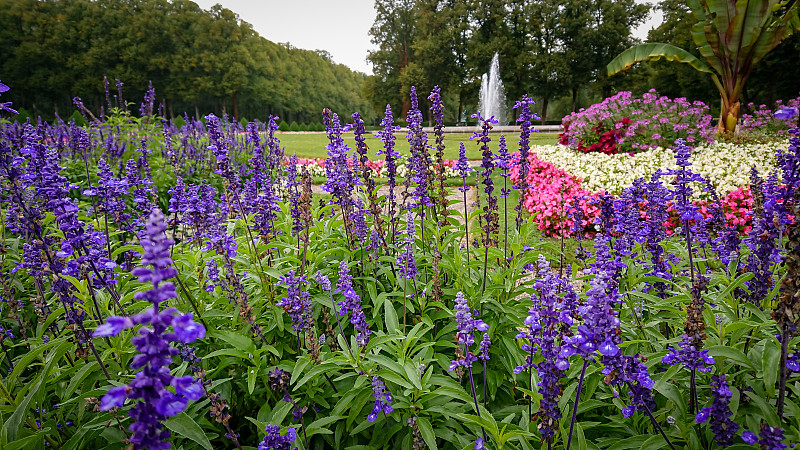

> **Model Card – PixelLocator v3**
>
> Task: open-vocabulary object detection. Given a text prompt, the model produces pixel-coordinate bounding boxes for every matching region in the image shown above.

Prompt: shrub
[278,119,290,130]
[289,120,300,131]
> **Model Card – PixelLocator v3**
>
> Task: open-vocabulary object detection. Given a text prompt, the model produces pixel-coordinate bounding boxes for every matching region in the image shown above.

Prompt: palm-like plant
[607,0,800,134]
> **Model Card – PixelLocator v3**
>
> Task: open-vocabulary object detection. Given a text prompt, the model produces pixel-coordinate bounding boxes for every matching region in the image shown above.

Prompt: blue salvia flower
[455,142,472,193]
[322,109,358,210]
[471,113,499,246]
[335,261,371,346]
[0,80,18,115]
[139,80,155,117]
[367,375,393,422]
[375,105,400,234]
[742,424,788,449]
[514,255,575,440]
[662,334,715,372]
[495,135,511,198]
[513,95,538,230]
[407,86,431,210]
[258,424,297,450]
[94,209,205,450]
[277,271,312,333]
[396,211,417,280]
[696,375,738,447]
[449,292,489,371]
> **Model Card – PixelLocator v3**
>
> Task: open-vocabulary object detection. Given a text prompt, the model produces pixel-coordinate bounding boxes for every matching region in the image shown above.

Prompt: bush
[559,89,715,154]
[172,115,186,129]
[278,119,290,131]
[289,120,300,131]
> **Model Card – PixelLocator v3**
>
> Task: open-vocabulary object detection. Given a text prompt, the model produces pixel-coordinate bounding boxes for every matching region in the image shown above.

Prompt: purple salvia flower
[695,375,738,447]
[478,333,491,361]
[455,142,472,193]
[139,81,156,117]
[321,109,358,211]
[471,113,499,247]
[396,211,417,280]
[367,375,393,422]
[94,209,205,450]
[495,135,511,198]
[742,424,788,449]
[335,261,371,346]
[376,105,401,236]
[258,424,297,450]
[514,255,575,440]
[407,86,431,210]
[205,258,219,293]
[277,270,312,333]
[513,96,538,230]
[286,153,303,235]
[662,334,715,372]
[0,80,18,115]
[449,292,489,371]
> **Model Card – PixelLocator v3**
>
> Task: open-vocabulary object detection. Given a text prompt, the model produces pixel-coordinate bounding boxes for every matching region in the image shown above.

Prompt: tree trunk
[232,91,239,121]
[540,96,549,125]
[571,88,579,113]
[718,99,740,135]
[401,100,411,124]
[194,100,200,121]
[458,96,463,126]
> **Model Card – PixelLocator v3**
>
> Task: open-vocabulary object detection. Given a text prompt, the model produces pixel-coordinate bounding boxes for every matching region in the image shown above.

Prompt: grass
[276,131,559,160]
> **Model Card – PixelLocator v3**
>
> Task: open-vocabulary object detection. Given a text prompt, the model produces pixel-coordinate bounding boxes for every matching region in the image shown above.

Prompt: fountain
[478,52,507,125]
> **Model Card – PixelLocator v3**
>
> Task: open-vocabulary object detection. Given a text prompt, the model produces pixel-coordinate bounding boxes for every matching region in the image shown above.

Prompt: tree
[367,0,418,117]
[608,0,800,134]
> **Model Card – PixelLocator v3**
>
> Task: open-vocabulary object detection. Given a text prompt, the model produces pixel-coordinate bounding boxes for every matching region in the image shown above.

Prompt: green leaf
[384,298,399,332]
[607,43,715,76]
[762,338,781,398]
[416,417,438,450]
[209,329,255,354]
[248,368,257,394]
[5,340,70,442]
[163,412,214,450]
[708,345,757,371]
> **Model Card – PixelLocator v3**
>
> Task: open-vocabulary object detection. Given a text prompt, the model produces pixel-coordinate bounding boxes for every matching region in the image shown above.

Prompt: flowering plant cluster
[1,80,799,450]
[559,89,715,153]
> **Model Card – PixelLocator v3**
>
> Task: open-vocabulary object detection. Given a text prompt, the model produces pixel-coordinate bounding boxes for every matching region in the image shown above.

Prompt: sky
[193,0,663,75]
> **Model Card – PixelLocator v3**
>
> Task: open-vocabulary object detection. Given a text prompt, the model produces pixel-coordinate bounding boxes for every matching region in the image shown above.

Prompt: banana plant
[607,0,800,135]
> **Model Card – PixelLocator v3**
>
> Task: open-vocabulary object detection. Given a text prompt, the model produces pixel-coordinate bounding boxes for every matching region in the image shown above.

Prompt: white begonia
[528,140,787,199]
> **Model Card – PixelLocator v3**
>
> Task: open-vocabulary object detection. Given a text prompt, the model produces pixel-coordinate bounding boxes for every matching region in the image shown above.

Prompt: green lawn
[276,131,559,160]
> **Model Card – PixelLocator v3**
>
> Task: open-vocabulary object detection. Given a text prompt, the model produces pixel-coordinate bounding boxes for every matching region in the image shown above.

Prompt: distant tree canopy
[366,0,800,125]
[0,0,374,123]
[365,0,649,124]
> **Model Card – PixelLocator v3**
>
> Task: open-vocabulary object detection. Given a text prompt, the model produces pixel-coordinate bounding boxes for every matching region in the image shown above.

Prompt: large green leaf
[607,43,715,76]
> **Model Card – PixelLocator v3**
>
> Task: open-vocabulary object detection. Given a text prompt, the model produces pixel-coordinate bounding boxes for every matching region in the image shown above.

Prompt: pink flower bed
[511,152,757,237]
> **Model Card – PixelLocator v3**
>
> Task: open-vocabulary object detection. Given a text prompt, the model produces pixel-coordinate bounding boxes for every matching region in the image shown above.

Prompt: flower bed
[510,141,777,236]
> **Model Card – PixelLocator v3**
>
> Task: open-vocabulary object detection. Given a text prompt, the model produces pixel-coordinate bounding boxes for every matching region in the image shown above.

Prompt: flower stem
[778,323,790,420]
[466,351,488,443]
[566,360,589,450]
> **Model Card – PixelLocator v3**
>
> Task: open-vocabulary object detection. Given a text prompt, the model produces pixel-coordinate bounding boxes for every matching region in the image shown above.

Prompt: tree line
[0,0,374,123]
[365,0,800,125]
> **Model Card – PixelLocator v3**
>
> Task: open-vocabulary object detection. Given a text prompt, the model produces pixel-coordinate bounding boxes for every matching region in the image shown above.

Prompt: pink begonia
[510,152,770,237]
[509,151,602,236]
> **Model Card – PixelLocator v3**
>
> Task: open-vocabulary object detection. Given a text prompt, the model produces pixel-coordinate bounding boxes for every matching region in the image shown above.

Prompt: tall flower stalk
[471,113,499,294]
[94,209,205,450]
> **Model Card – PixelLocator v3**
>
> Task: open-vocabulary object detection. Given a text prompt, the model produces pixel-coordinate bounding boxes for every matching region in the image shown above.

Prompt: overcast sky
[192,0,662,74]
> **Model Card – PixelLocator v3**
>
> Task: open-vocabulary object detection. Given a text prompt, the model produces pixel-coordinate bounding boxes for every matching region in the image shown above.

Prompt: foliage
[0,0,373,123]
[2,84,800,450]
[608,0,800,134]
